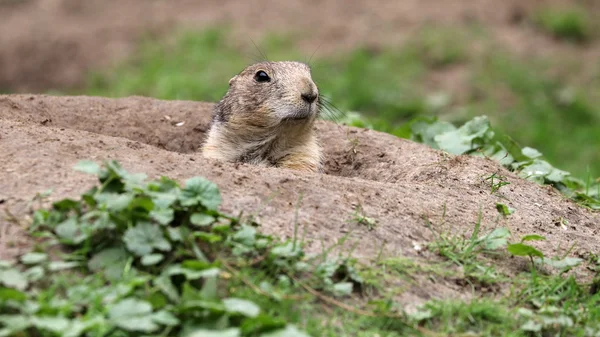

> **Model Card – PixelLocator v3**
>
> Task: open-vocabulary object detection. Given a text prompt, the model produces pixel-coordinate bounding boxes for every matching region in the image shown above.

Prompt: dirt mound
[1,94,598,307]
[2,0,599,92]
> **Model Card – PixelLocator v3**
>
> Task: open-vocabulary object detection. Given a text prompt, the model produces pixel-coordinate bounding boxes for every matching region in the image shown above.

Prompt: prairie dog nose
[300,78,318,103]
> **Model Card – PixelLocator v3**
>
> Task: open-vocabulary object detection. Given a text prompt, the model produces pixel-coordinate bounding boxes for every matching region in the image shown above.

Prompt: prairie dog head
[213,61,320,129]
[202,61,323,172]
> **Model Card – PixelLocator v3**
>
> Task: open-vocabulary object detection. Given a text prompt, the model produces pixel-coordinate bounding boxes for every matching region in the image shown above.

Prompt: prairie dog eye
[254,70,271,83]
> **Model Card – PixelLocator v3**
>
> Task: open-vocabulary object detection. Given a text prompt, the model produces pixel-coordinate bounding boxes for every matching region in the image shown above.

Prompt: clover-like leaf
[331,282,353,297]
[223,298,261,318]
[123,223,172,256]
[31,316,71,333]
[141,254,164,266]
[150,208,174,225]
[480,227,510,250]
[190,213,216,227]
[180,177,222,210]
[108,298,158,332]
[20,252,48,265]
[74,160,101,175]
[522,147,542,159]
[507,243,544,259]
[0,268,28,291]
[88,247,129,281]
[433,116,494,155]
[538,257,583,270]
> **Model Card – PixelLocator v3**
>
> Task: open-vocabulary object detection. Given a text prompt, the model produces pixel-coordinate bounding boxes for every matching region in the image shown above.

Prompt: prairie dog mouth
[281,105,314,122]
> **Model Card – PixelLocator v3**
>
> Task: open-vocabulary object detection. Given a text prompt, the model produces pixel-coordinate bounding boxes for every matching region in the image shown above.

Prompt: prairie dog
[202,61,322,172]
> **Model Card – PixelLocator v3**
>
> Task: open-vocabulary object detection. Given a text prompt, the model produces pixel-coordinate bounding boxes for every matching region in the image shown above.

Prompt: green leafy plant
[2,160,319,337]
[485,173,511,194]
[533,5,592,42]
[507,235,546,268]
[401,115,600,210]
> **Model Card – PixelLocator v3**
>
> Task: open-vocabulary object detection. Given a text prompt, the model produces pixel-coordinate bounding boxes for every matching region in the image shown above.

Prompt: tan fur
[201,61,323,172]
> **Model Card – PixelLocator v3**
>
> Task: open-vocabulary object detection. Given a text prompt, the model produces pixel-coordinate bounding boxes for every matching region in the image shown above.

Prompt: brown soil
[1,0,599,92]
[1,94,598,308]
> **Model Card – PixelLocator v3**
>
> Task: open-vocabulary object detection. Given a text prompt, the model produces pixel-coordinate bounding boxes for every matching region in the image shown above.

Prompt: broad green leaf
[0,268,28,291]
[182,299,225,312]
[150,310,179,326]
[201,276,219,301]
[332,282,353,297]
[539,257,583,270]
[480,227,510,250]
[0,315,30,333]
[521,320,542,332]
[130,196,154,212]
[150,208,174,225]
[148,191,178,209]
[63,318,103,337]
[521,235,546,242]
[223,298,261,318]
[31,316,70,333]
[195,232,222,243]
[74,160,101,175]
[495,203,515,217]
[507,243,544,258]
[167,227,183,241]
[123,222,172,256]
[20,252,48,265]
[23,266,45,282]
[190,213,216,227]
[0,288,26,302]
[52,199,80,211]
[166,265,220,280]
[410,118,456,149]
[182,260,216,271]
[186,328,240,337]
[433,116,494,155]
[522,147,542,159]
[260,325,311,337]
[141,254,164,266]
[55,217,86,244]
[48,261,80,271]
[104,193,134,212]
[155,273,180,303]
[88,247,128,281]
[108,298,158,332]
[180,177,222,210]
[233,225,257,246]
[240,314,286,336]
[0,260,14,268]
[271,242,302,259]
[519,159,570,183]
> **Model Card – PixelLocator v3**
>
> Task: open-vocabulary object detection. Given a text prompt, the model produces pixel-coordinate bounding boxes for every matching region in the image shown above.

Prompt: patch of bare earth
[1,94,598,310]
[1,0,599,92]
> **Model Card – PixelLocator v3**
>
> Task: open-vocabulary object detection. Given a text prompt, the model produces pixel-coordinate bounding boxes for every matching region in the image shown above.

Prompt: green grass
[1,161,599,336]
[78,26,600,180]
[532,5,593,42]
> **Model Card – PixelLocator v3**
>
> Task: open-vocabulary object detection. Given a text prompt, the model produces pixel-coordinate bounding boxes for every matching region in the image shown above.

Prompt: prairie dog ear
[228,75,238,86]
